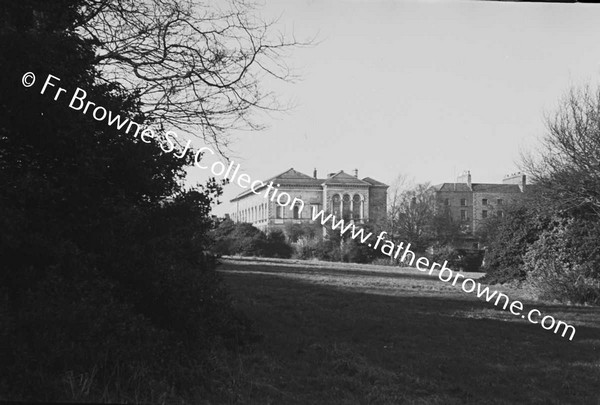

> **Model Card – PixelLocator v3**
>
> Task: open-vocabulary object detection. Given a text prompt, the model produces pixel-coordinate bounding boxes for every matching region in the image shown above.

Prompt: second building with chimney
[432,171,529,249]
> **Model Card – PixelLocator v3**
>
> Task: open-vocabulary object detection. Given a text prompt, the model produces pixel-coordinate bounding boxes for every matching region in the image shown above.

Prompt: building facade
[432,171,528,249]
[230,168,388,232]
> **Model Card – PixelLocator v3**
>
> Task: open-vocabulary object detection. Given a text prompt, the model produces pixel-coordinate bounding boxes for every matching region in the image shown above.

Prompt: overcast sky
[186,0,600,216]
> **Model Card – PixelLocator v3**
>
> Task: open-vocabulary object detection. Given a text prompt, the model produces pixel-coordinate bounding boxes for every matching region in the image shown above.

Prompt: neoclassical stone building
[230,168,388,232]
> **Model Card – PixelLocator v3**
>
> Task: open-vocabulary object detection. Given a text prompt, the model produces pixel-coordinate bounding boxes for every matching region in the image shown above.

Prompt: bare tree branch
[521,85,600,217]
[76,0,313,152]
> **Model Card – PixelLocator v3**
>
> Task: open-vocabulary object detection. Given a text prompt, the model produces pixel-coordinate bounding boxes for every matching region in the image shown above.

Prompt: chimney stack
[457,170,472,188]
[503,172,526,192]
[313,168,317,179]
[354,168,358,178]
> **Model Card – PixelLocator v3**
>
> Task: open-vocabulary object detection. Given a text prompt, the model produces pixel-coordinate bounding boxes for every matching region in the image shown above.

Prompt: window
[461,210,467,220]
[497,198,503,205]
[473,242,479,250]
[444,198,449,206]
[352,194,362,219]
[343,194,351,217]
[310,204,320,216]
[332,194,341,215]
[497,210,504,218]
[276,205,284,219]
[460,198,466,206]
[482,210,488,219]
[293,206,300,219]
[482,198,488,205]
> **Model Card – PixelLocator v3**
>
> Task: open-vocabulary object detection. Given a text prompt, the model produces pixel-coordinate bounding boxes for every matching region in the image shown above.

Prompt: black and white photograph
[1,0,600,403]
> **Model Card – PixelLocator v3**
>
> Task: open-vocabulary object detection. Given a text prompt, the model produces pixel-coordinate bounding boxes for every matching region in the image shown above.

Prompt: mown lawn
[213,258,600,405]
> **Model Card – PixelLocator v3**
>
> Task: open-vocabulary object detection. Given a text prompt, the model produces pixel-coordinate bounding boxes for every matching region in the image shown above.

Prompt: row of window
[445,198,504,206]
[272,194,366,221]
[331,193,364,220]
[459,210,504,220]
[236,202,269,223]
[235,196,376,222]
[481,198,503,206]
[275,202,324,220]
[275,204,301,219]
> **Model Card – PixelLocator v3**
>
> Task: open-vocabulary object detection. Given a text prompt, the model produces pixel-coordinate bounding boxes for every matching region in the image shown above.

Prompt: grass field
[214,257,600,404]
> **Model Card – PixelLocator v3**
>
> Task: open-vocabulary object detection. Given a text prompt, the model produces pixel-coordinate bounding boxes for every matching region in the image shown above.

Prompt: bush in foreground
[211,220,293,258]
[0,2,250,401]
[478,204,549,284]
[523,217,600,305]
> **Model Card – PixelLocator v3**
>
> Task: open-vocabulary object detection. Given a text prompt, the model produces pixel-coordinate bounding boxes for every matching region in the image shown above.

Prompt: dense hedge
[212,219,385,264]
[211,220,293,258]
[478,205,550,284]
[524,217,600,305]
[479,200,600,305]
[429,245,484,273]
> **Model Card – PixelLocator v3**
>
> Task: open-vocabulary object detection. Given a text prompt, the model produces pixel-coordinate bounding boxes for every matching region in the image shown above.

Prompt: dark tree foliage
[230,223,268,256]
[0,1,247,401]
[429,210,462,247]
[284,222,321,243]
[478,201,551,284]
[210,220,292,258]
[517,85,600,303]
[211,217,381,263]
[523,216,600,305]
[342,221,384,264]
[210,217,239,255]
[312,216,385,263]
[264,229,293,258]
[212,220,265,256]
[480,85,600,304]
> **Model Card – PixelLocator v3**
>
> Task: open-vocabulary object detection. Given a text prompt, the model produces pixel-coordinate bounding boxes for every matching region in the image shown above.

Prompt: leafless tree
[386,174,411,249]
[398,182,436,248]
[76,0,311,152]
[386,174,410,224]
[386,177,437,252]
[522,85,600,217]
